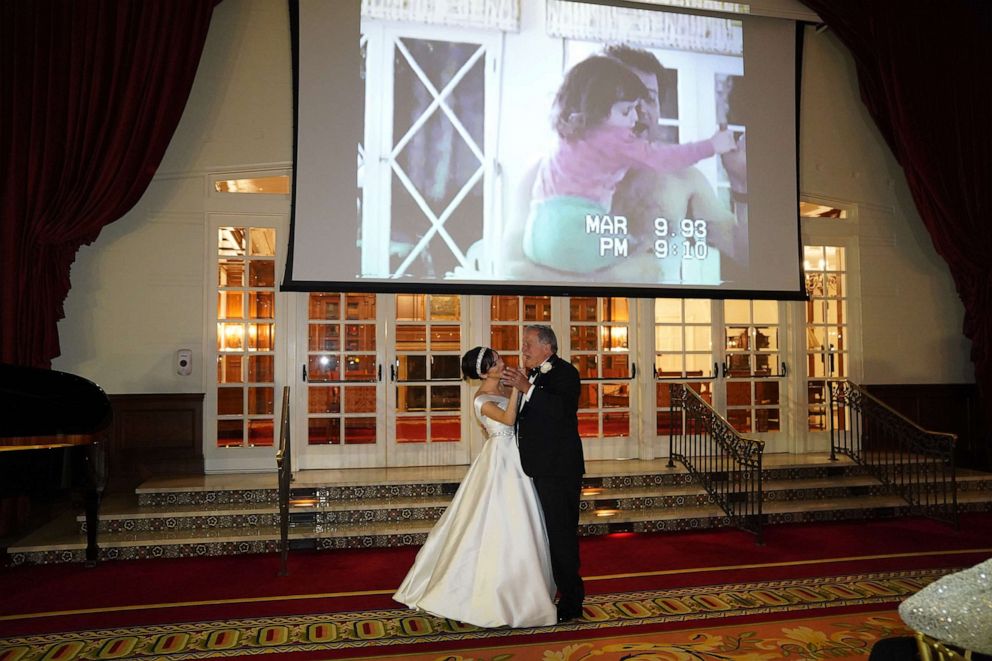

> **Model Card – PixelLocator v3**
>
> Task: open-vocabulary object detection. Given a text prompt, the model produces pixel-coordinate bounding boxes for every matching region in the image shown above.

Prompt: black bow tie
[528,367,541,378]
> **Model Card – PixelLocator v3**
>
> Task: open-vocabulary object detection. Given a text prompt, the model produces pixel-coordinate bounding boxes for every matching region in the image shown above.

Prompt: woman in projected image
[394,347,557,629]
[521,55,736,276]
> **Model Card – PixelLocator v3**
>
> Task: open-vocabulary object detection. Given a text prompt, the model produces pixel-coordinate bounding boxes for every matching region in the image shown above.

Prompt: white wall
[54,1,974,394]
[799,27,972,384]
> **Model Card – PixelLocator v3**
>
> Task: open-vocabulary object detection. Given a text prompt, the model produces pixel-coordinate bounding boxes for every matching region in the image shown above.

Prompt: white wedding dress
[393,394,557,628]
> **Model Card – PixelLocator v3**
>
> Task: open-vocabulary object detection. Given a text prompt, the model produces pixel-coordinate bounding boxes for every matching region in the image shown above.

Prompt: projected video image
[354,2,745,286]
[291,0,798,295]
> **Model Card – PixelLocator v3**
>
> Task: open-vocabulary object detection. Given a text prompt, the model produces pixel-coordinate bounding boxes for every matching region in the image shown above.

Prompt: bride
[393,346,557,628]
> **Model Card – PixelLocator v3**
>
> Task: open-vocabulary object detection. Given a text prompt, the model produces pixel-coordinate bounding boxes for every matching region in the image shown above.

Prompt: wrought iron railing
[828,380,957,526]
[275,386,292,576]
[668,383,765,542]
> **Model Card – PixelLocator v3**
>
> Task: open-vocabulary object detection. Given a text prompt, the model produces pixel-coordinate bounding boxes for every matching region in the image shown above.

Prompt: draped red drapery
[0,0,218,367]
[800,0,992,441]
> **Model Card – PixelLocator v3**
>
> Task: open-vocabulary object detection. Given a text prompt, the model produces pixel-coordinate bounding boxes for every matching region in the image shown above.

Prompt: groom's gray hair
[525,324,558,353]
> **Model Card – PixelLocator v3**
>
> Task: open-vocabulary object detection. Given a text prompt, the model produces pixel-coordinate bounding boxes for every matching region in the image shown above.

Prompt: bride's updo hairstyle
[461,346,495,380]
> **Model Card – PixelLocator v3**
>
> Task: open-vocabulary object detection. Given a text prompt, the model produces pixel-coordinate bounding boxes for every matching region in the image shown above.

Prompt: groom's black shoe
[556,603,583,623]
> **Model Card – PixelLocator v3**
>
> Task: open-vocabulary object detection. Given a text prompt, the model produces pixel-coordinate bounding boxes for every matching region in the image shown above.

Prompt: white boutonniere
[540,362,552,374]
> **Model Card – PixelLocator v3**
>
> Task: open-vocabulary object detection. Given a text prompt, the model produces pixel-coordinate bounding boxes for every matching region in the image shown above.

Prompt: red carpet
[2,513,990,642]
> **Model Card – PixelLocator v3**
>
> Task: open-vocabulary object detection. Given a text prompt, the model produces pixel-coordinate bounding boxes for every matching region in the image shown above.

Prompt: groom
[503,324,585,622]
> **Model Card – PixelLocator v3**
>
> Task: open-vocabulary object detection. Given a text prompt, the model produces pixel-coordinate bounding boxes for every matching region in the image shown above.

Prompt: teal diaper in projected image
[523,196,623,273]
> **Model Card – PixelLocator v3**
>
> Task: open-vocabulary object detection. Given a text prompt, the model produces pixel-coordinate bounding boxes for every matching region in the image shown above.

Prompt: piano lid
[0,363,112,439]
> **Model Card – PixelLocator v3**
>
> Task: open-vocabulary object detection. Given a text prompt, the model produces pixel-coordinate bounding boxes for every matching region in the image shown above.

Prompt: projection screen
[286,0,804,299]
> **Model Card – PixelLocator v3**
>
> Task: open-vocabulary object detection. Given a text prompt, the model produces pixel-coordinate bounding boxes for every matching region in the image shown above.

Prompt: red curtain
[799,1,992,426]
[0,0,218,367]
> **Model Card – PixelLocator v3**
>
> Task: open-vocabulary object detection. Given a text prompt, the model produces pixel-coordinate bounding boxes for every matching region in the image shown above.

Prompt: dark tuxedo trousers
[516,355,586,610]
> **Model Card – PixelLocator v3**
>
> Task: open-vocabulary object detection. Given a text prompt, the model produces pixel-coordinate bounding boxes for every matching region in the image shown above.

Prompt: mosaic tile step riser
[21,500,992,566]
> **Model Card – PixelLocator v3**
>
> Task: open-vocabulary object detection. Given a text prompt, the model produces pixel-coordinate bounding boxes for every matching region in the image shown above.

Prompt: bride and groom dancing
[393,325,585,628]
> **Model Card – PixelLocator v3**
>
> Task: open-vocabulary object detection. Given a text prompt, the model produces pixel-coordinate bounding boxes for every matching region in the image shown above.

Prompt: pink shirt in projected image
[532,125,716,210]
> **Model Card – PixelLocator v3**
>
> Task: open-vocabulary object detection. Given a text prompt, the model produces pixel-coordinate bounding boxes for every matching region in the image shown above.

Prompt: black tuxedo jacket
[517,354,586,478]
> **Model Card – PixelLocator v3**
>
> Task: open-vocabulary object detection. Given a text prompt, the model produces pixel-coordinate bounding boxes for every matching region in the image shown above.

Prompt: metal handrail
[668,382,765,543]
[828,380,957,527]
[275,385,292,575]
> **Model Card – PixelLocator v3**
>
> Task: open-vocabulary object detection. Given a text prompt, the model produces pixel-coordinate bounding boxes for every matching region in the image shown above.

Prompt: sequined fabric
[898,557,992,655]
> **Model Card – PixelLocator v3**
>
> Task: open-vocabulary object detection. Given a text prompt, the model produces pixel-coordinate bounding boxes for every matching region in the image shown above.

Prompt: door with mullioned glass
[297,292,386,469]
[387,293,471,466]
[803,244,851,448]
[719,299,789,452]
[361,21,500,280]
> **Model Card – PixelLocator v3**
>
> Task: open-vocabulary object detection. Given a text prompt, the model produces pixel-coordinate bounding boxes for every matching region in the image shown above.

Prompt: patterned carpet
[0,567,940,660]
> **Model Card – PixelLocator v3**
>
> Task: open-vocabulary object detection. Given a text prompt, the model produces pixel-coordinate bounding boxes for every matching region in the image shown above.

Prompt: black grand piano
[0,363,111,564]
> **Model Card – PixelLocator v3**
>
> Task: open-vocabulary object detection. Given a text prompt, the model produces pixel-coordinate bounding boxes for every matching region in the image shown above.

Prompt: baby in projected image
[522,55,736,275]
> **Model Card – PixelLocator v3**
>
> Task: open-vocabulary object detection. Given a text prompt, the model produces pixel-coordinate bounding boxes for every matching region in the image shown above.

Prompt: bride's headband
[475,347,490,377]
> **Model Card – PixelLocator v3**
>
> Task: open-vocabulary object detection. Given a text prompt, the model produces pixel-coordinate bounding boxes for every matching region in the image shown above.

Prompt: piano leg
[84,485,100,566]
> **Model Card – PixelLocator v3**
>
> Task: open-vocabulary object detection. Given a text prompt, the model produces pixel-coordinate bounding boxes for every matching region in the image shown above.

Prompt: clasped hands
[500,367,530,393]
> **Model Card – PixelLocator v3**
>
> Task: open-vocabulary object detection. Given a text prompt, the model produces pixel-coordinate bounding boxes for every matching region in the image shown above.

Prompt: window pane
[654,299,682,323]
[572,354,598,379]
[309,324,340,352]
[755,327,777,351]
[219,260,245,286]
[579,384,598,408]
[248,355,274,382]
[345,293,376,319]
[396,294,426,320]
[247,323,274,351]
[602,384,628,408]
[726,381,751,406]
[218,228,246,256]
[432,354,460,379]
[431,386,460,411]
[218,420,243,447]
[309,386,340,414]
[601,326,628,351]
[726,327,750,351]
[490,296,519,321]
[344,324,376,351]
[309,294,340,320]
[655,326,682,352]
[218,292,244,319]
[603,298,629,322]
[570,298,597,321]
[603,411,629,437]
[685,326,711,352]
[396,416,427,443]
[397,355,427,380]
[396,325,427,351]
[755,381,780,405]
[248,228,276,256]
[218,356,243,383]
[218,387,243,415]
[724,300,749,323]
[522,296,552,321]
[429,296,460,321]
[248,419,274,446]
[727,408,751,433]
[397,386,427,412]
[248,292,274,319]
[248,260,275,287]
[247,386,274,415]
[344,417,376,444]
[655,353,683,378]
[684,299,710,323]
[345,387,376,413]
[571,325,598,351]
[431,416,461,442]
[345,355,376,381]
[490,325,517,351]
[755,408,780,432]
[685,354,712,378]
[309,417,340,445]
[602,355,629,377]
[308,355,340,382]
[430,325,460,350]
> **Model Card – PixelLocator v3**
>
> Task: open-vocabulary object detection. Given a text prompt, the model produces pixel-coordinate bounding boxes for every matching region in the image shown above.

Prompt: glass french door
[720,299,789,452]
[803,244,853,449]
[652,298,790,455]
[489,295,639,461]
[297,293,471,469]
[298,293,386,469]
